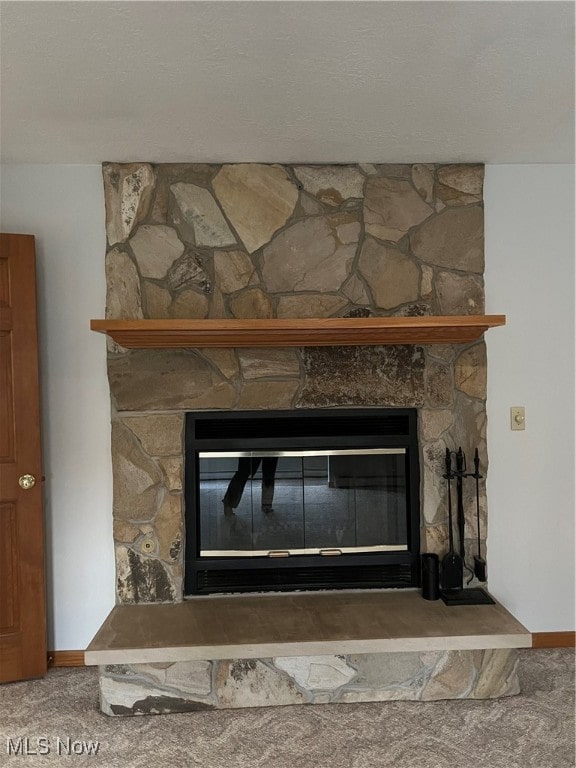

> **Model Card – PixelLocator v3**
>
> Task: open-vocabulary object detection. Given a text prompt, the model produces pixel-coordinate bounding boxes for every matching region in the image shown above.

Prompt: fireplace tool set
[421,447,494,605]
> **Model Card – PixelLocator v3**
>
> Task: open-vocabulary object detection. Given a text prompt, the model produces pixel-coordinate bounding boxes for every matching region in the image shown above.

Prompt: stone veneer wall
[100,649,519,715]
[102,162,488,603]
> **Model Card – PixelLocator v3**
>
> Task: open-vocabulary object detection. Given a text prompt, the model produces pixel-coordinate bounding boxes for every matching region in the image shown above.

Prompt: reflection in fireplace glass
[198,450,407,557]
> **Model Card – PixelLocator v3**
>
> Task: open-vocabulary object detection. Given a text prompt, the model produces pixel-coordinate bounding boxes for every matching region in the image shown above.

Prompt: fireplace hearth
[184,409,420,594]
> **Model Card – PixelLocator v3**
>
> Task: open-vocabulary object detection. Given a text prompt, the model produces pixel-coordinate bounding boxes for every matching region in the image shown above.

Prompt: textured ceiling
[0,1,574,164]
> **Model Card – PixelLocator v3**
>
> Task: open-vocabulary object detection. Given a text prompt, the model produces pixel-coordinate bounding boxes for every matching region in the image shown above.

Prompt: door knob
[19,474,36,490]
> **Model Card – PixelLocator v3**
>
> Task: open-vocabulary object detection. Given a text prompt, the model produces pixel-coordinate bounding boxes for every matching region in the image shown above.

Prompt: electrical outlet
[510,406,525,431]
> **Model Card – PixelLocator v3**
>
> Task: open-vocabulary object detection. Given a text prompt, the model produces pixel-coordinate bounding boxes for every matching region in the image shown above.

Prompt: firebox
[184,409,420,595]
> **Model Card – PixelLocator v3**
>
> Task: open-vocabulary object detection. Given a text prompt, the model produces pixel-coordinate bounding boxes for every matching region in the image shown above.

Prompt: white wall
[1,165,115,649]
[485,165,575,632]
[1,163,573,647]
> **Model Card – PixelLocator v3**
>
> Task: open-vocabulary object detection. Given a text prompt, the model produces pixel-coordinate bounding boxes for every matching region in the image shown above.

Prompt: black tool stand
[441,588,495,606]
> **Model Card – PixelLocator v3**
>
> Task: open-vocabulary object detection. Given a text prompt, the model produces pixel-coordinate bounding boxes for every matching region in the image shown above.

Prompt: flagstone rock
[411,164,435,204]
[125,661,213,697]
[452,392,488,454]
[106,249,143,319]
[152,165,218,227]
[380,164,413,179]
[276,293,347,318]
[437,164,484,197]
[395,303,431,317]
[421,438,449,526]
[344,306,374,318]
[101,680,215,716]
[166,251,210,293]
[299,193,324,215]
[421,523,449,555]
[410,207,484,274]
[336,220,361,245]
[111,421,162,522]
[215,660,307,708]
[358,237,420,310]
[150,179,171,224]
[201,348,240,379]
[237,380,299,410]
[122,414,184,456]
[261,216,356,293]
[169,289,209,319]
[364,177,433,242]
[337,687,420,703]
[115,545,175,604]
[100,670,214,716]
[341,274,370,305]
[155,493,183,562]
[293,166,365,206]
[348,652,422,688]
[208,286,227,319]
[142,282,171,318]
[455,343,487,399]
[238,348,300,380]
[298,345,425,408]
[108,350,236,411]
[425,360,453,407]
[214,250,258,294]
[421,651,476,700]
[113,521,141,544]
[212,164,298,253]
[436,185,482,207]
[420,265,434,298]
[229,288,273,319]
[471,649,520,698]
[103,163,155,246]
[171,183,236,247]
[435,271,485,315]
[158,457,183,492]
[420,409,454,442]
[130,225,185,279]
[274,655,356,689]
[426,345,455,364]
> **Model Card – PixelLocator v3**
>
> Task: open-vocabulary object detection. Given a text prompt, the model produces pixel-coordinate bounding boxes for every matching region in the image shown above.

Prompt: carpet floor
[0,649,573,768]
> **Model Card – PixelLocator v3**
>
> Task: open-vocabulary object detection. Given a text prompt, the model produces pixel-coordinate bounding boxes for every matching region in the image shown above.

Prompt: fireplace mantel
[90,315,506,348]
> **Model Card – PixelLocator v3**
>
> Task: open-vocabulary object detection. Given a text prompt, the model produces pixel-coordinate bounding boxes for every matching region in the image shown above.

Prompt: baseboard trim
[532,632,576,649]
[47,651,86,667]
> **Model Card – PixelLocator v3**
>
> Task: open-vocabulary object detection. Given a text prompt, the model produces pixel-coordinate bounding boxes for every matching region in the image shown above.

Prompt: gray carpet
[0,650,573,768]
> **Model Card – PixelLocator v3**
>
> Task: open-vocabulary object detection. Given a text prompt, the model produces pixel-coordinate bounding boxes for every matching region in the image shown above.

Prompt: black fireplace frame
[184,408,421,595]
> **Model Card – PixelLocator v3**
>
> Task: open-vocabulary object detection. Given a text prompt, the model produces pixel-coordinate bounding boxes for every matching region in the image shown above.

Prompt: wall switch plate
[510,406,526,431]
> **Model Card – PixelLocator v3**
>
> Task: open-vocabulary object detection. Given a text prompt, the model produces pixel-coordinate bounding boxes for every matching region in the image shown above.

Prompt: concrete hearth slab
[85,590,530,665]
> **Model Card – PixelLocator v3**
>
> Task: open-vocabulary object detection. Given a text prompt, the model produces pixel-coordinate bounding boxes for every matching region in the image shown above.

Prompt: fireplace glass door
[198,450,407,557]
[184,409,420,595]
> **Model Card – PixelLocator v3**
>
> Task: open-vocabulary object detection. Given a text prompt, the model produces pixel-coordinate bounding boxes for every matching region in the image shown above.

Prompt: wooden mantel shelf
[90,315,506,349]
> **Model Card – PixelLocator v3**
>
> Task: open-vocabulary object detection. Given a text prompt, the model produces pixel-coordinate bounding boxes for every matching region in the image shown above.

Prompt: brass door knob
[19,474,36,490]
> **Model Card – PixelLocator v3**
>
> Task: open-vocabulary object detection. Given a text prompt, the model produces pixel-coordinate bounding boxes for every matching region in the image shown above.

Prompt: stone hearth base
[99,648,519,715]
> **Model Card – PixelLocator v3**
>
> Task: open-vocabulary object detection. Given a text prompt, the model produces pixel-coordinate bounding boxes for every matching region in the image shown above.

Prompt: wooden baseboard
[47,650,86,667]
[532,632,576,649]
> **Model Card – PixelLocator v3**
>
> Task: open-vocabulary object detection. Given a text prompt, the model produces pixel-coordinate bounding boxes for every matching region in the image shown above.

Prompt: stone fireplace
[88,162,528,715]
[104,161,488,605]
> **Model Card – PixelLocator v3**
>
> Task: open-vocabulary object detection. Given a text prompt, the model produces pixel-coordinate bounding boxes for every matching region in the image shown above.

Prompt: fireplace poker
[455,447,466,561]
[473,448,487,582]
[441,448,463,592]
